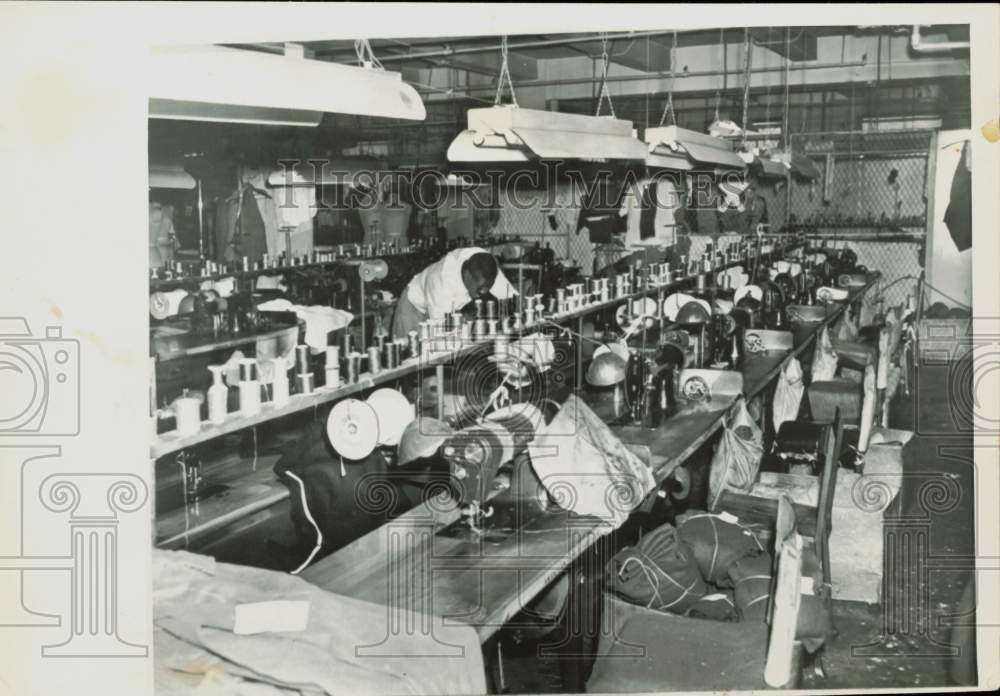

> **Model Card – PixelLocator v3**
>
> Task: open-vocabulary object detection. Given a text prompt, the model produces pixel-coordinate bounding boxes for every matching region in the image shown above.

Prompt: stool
[807,381,862,423]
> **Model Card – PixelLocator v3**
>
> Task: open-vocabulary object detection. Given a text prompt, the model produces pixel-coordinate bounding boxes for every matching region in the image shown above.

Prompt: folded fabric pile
[153,550,486,696]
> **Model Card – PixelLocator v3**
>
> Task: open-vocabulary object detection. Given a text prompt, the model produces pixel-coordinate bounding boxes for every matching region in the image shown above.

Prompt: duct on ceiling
[447,106,646,162]
[148,44,426,127]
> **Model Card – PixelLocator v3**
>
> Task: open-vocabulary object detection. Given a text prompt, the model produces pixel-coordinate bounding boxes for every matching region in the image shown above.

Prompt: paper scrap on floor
[153,550,487,696]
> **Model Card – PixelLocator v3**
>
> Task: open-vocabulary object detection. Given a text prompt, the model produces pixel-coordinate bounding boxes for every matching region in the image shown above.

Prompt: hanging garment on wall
[149,202,176,267]
[235,186,269,260]
[213,185,269,262]
[638,182,658,240]
[577,173,629,243]
[944,140,972,253]
[272,184,317,257]
[242,169,280,256]
[744,188,769,235]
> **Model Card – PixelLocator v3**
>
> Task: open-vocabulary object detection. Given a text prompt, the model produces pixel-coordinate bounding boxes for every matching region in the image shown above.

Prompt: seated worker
[391,246,518,337]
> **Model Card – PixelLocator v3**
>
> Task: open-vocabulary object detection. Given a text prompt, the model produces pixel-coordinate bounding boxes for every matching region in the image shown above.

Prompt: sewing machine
[438,402,549,534]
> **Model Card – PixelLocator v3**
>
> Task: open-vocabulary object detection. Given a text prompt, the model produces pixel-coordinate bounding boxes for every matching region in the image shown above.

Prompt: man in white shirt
[391,247,517,338]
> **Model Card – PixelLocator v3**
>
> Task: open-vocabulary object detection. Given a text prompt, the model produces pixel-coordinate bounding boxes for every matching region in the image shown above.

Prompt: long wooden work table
[153,239,807,549]
[300,275,879,646]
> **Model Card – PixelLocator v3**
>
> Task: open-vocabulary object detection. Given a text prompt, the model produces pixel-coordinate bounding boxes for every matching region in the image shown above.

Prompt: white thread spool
[207,365,227,424]
[175,396,201,436]
[238,359,261,416]
[272,359,290,407]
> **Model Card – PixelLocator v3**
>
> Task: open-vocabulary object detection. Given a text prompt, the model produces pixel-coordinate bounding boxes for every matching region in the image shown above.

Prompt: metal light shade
[586,351,628,387]
[149,162,196,190]
[397,417,454,467]
[657,330,691,368]
[644,125,747,173]
[149,44,426,126]
[675,300,712,324]
[447,106,646,162]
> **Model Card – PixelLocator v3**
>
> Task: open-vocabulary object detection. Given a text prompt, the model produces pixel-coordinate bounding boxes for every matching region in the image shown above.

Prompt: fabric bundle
[607,523,707,614]
[153,550,487,695]
[676,511,766,587]
[729,552,774,621]
[683,591,740,622]
[728,547,834,651]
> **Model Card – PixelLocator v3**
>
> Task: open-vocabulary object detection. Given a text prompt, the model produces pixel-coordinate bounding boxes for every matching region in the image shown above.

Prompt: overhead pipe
[910,25,969,54]
[414,59,868,97]
[358,31,682,62]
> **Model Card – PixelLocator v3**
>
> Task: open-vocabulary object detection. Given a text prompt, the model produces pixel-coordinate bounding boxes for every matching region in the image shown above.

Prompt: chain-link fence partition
[787,130,933,307]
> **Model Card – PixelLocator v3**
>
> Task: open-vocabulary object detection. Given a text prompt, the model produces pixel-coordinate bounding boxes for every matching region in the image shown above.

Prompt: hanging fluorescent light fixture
[771,150,822,180]
[149,44,425,127]
[738,150,789,180]
[149,162,196,189]
[448,35,643,163]
[447,105,646,162]
[644,126,747,175]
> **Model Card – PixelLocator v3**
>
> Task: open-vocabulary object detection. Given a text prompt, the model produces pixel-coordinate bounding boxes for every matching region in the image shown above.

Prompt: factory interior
[146,24,980,694]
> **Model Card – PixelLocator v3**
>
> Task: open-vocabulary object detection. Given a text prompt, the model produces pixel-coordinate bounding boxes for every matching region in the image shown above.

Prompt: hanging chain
[763,42,772,143]
[595,34,616,118]
[659,30,679,126]
[782,28,791,150]
[494,35,519,107]
[714,28,724,122]
[354,39,384,70]
[741,27,753,145]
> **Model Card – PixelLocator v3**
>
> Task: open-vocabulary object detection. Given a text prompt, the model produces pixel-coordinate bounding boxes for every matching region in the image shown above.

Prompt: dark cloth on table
[274,422,410,556]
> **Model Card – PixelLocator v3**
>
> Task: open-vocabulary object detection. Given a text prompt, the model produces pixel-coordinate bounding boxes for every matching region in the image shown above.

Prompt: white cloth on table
[404,247,517,320]
[256,275,288,291]
[153,550,486,696]
[528,395,654,527]
[257,299,353,354]
[200,277,236,298]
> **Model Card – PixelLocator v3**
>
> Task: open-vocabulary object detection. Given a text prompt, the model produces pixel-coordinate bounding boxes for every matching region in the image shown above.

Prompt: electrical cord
[876,273,971,310]
[284,471,324,575]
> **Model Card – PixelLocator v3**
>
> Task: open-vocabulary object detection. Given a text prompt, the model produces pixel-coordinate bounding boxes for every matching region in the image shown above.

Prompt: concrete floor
[799,361,977,690]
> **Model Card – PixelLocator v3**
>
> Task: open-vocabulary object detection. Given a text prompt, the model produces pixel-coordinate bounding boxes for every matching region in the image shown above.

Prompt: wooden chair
[715,410,843,587]
[585,496,806,692]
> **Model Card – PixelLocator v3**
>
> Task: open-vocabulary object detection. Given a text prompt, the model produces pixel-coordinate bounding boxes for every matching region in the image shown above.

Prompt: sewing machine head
[440,403,543,531]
